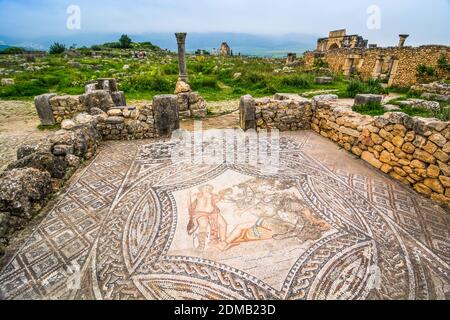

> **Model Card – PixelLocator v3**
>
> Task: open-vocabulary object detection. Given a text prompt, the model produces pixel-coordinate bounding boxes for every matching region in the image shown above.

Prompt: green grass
[0,47,446,122]
[0,49,351,102]
[342,78,387,98]
[352,94,450,121]
[352,101,385,116]
[37,123,61,131]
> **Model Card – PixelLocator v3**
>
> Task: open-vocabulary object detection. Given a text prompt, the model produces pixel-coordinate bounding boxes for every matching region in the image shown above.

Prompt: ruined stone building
[316,29,368,52]
[305,31,450,87]
[220,42,231,56]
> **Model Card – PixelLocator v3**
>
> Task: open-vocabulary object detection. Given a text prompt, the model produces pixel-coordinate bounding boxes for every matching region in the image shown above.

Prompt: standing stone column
[153,94,180,136]
[35,93,57,125]
[239,95,256,131]
[398,34,409,47]
[175,33,188,82]
[372,55,384,78]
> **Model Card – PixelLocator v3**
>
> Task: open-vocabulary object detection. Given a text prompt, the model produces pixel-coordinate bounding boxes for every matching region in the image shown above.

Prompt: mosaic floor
[0,130,449,300]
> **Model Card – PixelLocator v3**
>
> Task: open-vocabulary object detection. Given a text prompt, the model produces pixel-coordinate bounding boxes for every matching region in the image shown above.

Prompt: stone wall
[49,94,86,123]
[239,93,450,205]
[304,45,450,87]
[36,79,207,126]
[240,94,313,131]
[0,94,179,255]
[0,113,100,254]
[311,97,450,204]
[95,105,156,140]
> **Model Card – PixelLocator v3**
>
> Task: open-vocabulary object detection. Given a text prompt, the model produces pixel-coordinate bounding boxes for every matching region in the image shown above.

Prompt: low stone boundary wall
[35,78,208,126]
[0,94,179,255]
[240,94,313,131]
[311,97,450,204]
[239,93,450,205]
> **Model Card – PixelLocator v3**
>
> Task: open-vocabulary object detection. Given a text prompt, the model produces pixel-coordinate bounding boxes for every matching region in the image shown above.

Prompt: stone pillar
[372,55,384,78]
[153,94,180,136]
[343,58,353,76]
[239,95,256,131]
[35,93,57,125]
[175,33,188,82]
[286,53,297,65]
[398,34,409,47]
[387,60,399,87]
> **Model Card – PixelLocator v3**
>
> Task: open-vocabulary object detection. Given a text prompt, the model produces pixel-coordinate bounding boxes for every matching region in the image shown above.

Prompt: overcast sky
[0,0,449,46]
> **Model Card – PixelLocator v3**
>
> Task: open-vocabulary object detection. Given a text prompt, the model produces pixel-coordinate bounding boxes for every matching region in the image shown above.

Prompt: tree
[437,54,450,72]
[49,42,66,54]
[119,34,132,49]
[1,47,25,54]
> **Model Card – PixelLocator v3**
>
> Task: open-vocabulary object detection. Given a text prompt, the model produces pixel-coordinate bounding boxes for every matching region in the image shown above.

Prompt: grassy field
[0,45,362,102]
[1,43,448,121]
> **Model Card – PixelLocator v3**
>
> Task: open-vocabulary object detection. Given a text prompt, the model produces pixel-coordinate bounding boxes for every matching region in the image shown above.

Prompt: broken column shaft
[175,33,188,82]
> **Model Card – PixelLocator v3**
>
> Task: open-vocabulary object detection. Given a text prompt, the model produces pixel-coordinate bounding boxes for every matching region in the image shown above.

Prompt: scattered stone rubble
[397,99,441,111]
[1,78,14,86]
[411,81,450,102]
[354,94,384,106]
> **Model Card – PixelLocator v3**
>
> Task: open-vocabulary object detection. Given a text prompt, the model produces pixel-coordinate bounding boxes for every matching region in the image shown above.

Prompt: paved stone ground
[0,129,449,300]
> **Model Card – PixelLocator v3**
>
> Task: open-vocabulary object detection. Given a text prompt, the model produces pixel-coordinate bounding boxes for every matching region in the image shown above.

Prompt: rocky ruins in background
[305,29,450,87]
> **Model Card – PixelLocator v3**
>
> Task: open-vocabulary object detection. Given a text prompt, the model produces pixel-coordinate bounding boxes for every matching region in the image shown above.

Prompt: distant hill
[0,44,11,52]
[0,32,318,57]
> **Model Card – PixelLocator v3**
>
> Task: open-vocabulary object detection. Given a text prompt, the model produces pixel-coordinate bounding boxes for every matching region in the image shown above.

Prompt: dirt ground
[0,99,242,172]
[0,100,50,172]
[0,95,400,172]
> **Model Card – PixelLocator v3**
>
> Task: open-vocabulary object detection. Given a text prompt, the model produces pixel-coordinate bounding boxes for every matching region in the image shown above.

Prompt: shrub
[280,74,311,88]
[416,64,437,77]
[1,46,25,54]
[352,101,385,116]
[436,104,450,121]
[103,42,121,49]
[313,58,329,69]
[0,82,48,98]
[245,72,266,84]
[123,74,174,92]
[162,63,179,75]
[190,76,219,90]
[119,34,132,49]
[437,54,450,72]
[49,42,66,55]
[345,79,386,98]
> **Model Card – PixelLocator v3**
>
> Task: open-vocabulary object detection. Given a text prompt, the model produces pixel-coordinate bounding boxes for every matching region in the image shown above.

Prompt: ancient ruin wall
[311,99,450,204]
[239,94,450,204]
[304,46,450,87]
[0,94,180,255]
[240,95,313,132]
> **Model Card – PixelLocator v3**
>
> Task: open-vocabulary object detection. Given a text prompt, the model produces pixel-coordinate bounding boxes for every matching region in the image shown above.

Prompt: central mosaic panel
[84,137,447,301]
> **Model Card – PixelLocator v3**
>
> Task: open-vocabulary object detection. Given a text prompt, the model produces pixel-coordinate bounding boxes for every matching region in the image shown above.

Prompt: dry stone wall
[49,95,86,123]
[1,93,180,255]
[95,105,156,140]
[311,97,450,204]
[304,45,450,87]
[240,94,313,131]
[239,93,450,205]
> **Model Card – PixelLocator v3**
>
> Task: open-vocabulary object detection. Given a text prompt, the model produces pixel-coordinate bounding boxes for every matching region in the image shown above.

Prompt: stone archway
[328,43,340,50]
